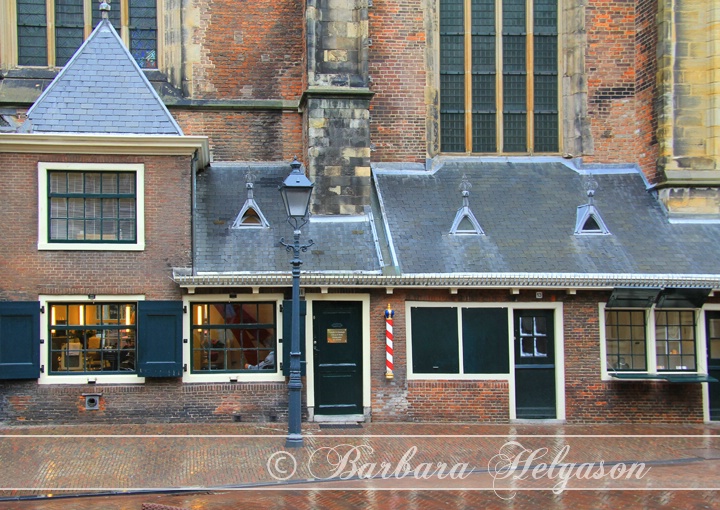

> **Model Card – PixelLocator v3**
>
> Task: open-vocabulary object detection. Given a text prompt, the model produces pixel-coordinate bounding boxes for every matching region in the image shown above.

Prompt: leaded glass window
[16,0,157,68]
[440,0,558,153]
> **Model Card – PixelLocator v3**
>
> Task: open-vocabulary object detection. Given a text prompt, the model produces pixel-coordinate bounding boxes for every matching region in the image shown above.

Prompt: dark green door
[514,309,556,419]
[313,301,363,415]
[706,311,720,420]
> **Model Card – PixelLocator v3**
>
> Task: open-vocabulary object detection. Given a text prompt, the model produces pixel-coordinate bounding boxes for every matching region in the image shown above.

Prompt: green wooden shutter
[411,307,459,374]
[282,299,306,376]
[137,301,183,377]
[0,302,40,379]
[462,307,510,373]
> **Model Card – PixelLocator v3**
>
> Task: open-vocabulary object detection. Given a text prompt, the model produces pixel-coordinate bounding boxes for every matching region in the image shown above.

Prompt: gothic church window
[15,0,157,68]
[439,0,558,153]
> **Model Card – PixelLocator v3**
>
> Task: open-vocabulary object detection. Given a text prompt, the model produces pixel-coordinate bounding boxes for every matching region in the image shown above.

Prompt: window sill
[39,374,144,385]
[607,373,718,383]
[183,373,286,384]
[38,241,145,251]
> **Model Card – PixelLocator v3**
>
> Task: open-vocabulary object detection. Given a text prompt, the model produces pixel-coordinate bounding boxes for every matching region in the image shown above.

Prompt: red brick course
[188,0,304,100]
[368,0,428,163]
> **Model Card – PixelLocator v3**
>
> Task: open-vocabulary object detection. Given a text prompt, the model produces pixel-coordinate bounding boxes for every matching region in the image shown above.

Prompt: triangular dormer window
[232,172,270,229]
[450,175,484,235]
[574,178,610,235]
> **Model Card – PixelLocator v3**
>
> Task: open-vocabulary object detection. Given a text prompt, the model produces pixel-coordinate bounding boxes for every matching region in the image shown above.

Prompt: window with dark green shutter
[411,307,459,374]
[439,0,558,154]
[0,302,40,380]
[137,301,183,377]
[411,305,511,376]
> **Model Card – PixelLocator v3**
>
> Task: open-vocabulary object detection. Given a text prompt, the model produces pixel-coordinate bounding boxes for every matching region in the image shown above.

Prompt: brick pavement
[0,422,718,509]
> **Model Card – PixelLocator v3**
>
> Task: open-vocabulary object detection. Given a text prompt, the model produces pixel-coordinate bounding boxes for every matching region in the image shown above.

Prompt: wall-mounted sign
[327,328,347,344]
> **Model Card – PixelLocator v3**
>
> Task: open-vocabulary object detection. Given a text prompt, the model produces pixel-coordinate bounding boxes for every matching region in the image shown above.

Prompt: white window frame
[182,293,286,384]
[39,294,146,384]
[38,162,145,251]
[599,303,708,380]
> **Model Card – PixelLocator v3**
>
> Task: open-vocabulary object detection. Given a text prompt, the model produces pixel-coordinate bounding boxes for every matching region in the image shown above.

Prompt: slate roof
[194,163,381,274]
[374,160,720,276]
[24,19,182,135]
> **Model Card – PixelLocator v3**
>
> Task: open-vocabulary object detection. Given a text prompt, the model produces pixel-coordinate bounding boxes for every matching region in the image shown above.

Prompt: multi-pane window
[49,303,136,374]
[518,315,548,358]
[16,0,157,68]
[604,308,697,374]
[605,310,647,371]
[191,303,277,373]
[655,310,696,371]
[440,0,558,153]
[48,170,137,243]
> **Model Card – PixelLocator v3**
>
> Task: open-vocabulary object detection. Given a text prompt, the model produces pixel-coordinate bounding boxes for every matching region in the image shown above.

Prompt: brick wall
[584,0,638,165]
[563,293,704,423]
[0,380,296,423]
[185,0,304,100]
[367,0,427,163]
[369,289,705,424]
[634,0,660,183]
[0,153,191,301]
[172,110,303,163]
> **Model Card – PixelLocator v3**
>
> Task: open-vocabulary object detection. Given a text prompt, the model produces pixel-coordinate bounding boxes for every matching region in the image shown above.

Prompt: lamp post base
[285,433,304,448]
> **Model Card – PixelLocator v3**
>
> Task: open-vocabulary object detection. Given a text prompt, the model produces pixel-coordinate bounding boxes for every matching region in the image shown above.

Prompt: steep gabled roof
[25,19,182,135]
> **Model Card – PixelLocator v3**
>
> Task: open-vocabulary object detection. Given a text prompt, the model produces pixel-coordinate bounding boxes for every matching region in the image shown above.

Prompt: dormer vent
[574,177,610,235]
[450,174,484,235]
[232,172,270,228]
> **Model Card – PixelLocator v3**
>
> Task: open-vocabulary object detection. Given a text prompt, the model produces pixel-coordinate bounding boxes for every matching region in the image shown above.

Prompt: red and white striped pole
[385,304,394,379]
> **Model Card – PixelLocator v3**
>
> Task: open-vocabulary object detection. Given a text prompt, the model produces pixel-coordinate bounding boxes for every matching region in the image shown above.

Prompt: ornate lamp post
[278,157,314,448]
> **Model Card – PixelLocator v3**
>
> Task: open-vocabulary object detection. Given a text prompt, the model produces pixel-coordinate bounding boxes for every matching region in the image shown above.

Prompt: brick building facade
[1,0,719,425]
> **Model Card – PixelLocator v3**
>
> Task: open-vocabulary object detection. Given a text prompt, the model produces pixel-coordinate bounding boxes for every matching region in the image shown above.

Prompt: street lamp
[278,157,314,448]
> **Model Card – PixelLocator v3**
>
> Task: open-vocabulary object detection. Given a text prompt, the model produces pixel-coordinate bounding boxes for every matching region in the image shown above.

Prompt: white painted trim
[37,162,146,251]
[305,294,371,411]
[181,293,286,383]
[0,133,210,167]
[38,294,146,385]
[600,304,707,381]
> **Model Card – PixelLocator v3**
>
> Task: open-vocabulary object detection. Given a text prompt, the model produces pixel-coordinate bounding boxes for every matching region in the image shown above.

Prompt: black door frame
[307,295,369,419]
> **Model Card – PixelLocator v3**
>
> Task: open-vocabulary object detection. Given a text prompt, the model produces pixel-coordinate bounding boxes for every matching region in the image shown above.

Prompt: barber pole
[385,304,394,379]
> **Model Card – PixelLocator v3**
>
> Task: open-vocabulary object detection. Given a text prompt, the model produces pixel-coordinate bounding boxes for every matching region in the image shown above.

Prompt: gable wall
[0,152,191,301]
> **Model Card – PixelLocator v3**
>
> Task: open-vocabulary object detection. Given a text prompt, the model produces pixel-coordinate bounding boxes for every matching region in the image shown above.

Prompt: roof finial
[99,0,111,20]
[459,174,472,207]
[583,176,598,205]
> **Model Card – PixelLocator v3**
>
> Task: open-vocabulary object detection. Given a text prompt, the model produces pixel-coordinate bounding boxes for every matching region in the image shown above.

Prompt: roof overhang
[172,270,720,292]
[0,133,210,168]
